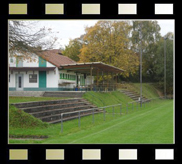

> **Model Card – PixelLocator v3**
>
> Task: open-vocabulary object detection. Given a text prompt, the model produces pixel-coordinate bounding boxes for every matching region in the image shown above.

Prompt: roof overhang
[9,67,56,72]
[59,62,124,75]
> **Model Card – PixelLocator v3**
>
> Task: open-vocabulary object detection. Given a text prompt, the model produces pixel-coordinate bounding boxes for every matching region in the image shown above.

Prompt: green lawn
[9,99,174,144]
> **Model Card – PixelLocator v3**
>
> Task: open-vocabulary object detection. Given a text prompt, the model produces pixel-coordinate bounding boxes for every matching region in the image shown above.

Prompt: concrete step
[43,91,85,98]
[29,105,95,118]
[20,101,90,113]
[39,107,98,122]
[11,98,82,108]
[121,91,139,95]
[12,98,102,124]
[121,90,150,102]
[47,110,104,124]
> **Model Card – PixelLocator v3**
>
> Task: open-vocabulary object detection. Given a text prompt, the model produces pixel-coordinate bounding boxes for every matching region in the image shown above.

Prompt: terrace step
[121,90,150,102]
[43,91,85,98]
[12,98,103,124]
[11,98,83,108]
[19,101,90,113]
[29,105,95,118]
[39,107,99,122]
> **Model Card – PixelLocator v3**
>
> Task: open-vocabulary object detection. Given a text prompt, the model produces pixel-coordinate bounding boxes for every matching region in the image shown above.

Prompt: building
[9,49,124,91]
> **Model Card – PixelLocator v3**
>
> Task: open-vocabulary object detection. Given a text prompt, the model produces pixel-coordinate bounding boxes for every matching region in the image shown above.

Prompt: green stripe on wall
[9,87,16,91]
[23,88,76,91]
[39,57,47,67]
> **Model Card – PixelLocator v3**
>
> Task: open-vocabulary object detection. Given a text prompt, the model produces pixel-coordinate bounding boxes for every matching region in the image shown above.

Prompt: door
[16,74,23,90]
[39,71,46,88]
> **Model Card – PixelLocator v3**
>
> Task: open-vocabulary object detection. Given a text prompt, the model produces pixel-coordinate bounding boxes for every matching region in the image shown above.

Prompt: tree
[79,21,139,78]
[62,36,84,62]
[9,21,58,59]
[131,21,161,81]
[153,32,173,94]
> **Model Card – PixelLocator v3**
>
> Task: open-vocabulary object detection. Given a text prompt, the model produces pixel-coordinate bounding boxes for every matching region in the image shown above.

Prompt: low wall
[9,91,45,97]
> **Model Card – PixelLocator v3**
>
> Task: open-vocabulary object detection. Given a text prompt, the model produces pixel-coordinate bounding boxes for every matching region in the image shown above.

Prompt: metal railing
[60,104,122,133]
[60,107,102,133]
[60,96,165,133]
[76,84,119,92]
[126,96,165,111]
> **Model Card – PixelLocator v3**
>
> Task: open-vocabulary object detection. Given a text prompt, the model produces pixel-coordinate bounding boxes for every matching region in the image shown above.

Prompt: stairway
[43,91,85,98]
[120,90,149,102]
[11,98,103,124]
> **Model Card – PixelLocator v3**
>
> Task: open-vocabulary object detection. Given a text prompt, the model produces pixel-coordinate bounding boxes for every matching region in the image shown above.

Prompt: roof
[60,62,125,75]
[36,49,76,67]
[9,67,56,71]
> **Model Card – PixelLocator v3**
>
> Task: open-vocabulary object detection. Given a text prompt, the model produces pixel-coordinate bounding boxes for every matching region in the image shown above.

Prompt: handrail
[61,107,98,116]
[127,96,164,104]
[99,104,121,109]
[60,96,166,133]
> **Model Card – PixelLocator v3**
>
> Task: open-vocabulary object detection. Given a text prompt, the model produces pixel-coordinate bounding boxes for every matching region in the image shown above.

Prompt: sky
[37,20,174,49]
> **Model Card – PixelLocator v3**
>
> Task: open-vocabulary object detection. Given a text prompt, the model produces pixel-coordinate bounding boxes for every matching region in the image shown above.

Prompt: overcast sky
[38,20,174,49]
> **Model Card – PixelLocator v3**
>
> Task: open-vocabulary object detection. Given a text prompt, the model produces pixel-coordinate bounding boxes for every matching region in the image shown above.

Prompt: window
[60,73,62,79]
[80,76,85,85]
[9,74,10,82]
[29,74,37,83]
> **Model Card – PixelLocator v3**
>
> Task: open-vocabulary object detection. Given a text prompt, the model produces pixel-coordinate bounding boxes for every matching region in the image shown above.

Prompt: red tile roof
[36,49,76,67]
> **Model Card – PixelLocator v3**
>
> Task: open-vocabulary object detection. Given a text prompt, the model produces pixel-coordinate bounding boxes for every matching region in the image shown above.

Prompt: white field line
[70,101,172,143]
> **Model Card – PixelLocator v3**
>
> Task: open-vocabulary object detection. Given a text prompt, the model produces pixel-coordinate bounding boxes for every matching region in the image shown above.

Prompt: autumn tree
[79,21,139,78]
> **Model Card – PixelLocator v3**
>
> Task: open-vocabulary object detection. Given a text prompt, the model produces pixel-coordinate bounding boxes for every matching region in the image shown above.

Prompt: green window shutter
[60,73,62,79]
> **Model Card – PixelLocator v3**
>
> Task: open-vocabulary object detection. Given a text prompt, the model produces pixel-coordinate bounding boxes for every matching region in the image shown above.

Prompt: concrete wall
[9,91,45,97]
[9,70,59,89]
[47,68,59,88]
[9,73,16,88]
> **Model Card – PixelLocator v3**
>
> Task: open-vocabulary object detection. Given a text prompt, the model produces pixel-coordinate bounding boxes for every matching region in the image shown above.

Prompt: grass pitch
[9,99,173,144]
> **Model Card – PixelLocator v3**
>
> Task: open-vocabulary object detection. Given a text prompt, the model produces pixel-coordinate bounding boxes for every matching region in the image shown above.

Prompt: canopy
[59,62,124,75]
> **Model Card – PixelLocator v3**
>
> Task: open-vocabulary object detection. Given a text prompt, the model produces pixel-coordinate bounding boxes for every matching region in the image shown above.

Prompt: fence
[60,96,164,133]
[74,83,119,92]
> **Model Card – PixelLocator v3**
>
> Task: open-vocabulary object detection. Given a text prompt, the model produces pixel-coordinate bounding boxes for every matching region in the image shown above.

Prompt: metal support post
[78,111,80,128]
[92,108,94,123]
[113,106,114,117]
[120,104,122,116]
[132,102,134,111]
[127,103,128,114]
[61,114,63,133]
[164,37,167,99]
[137,102,138,110]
